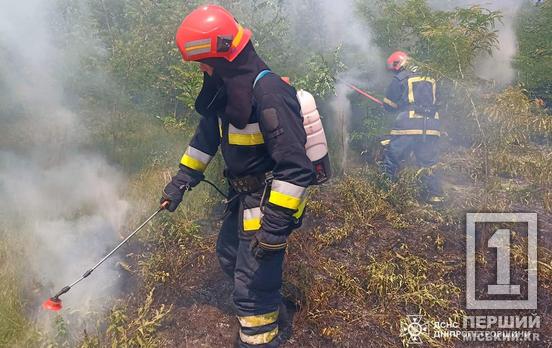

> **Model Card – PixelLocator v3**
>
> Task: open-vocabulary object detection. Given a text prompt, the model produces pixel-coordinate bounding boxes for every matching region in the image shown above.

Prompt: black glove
[160,170,194,212]
[250,229,288,259]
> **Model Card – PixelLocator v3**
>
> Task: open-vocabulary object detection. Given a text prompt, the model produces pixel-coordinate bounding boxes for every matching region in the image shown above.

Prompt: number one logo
[487,229,521,295]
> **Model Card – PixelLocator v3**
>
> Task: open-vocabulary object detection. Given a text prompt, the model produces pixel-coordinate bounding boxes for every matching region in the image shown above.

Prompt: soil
[122,176,552,348]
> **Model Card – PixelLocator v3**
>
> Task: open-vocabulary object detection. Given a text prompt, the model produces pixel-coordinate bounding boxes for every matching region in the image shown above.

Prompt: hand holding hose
[160,171,192,212]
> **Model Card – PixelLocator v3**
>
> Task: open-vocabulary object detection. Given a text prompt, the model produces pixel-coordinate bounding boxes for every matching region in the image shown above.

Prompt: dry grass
[0,229,40,347]
[105,289,172,348]
[283,171,465,346]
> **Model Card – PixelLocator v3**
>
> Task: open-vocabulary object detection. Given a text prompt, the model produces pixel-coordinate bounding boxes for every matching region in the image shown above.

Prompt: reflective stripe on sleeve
[180,146,213,172]
[243,207,262,231]
[239,327,279,345]
[228,123,265,145]
[269,180,306,210]
[292,197,307,219]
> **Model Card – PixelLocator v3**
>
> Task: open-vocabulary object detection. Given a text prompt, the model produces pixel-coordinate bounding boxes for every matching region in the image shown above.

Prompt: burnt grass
[118,167,552,348]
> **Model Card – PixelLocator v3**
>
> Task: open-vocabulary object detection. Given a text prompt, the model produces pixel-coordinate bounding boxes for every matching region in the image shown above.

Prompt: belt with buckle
[228,172,273,194]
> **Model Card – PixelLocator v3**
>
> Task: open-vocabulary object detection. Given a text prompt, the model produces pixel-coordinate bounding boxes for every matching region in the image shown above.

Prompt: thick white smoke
[286,0,385,169]
[0,0,128,338]
[427,0,528,85]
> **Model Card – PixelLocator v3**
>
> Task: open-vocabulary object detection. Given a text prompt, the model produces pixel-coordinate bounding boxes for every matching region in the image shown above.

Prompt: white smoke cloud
[284,0,386,169]
[427,0,527,85]
[0,0,129,339]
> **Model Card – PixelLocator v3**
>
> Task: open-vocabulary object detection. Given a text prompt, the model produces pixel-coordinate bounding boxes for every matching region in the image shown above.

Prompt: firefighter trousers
[382,134,443,197]
[216,190,285,347]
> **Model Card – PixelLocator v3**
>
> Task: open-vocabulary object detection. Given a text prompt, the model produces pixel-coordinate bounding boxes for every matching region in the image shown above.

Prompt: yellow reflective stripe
[380,139,391,146]
[228,133,264,145]
[228,123,265,145]
[179,146,212,172]
[185,38,210,48]
[269,180,306,210]
[292,197,307,219]
[383,97,398,109]
[181,155,207,172]
[243,207,262,231]
[232,25,244,49]
[238,310,279,328]
[390,129,441,136]
[407,76,436,104]
[186,43,211,52]
[269,191,301,210]
[243,218,261,231]
[240,327,278,345]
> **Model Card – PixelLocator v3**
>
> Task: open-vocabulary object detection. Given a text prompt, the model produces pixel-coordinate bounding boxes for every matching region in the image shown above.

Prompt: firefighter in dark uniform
[382,51,444,203]
[160,5,315,347]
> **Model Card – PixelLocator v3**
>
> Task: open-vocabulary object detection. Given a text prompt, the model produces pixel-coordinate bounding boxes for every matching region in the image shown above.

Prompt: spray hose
[201,179,228,199]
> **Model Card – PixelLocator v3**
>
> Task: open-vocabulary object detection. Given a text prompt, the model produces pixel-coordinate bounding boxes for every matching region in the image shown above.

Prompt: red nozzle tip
[42,298,62,311]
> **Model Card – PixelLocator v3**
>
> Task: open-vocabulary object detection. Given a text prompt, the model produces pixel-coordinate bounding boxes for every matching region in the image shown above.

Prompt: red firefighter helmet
[175,5,252,62]
[386,51,409,71]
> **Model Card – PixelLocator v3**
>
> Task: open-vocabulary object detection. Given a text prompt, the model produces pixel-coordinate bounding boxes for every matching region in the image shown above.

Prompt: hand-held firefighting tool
[42,204,168,311]
[340,80,384,106]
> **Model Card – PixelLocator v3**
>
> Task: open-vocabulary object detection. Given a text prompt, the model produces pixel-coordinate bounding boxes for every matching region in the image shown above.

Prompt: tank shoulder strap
[253,69,272,89]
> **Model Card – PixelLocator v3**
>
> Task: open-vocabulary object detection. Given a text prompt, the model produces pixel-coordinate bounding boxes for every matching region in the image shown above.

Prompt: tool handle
[53,286,71,299]
[90,206,164,271]
[345,82,384,106]
[338,79,384,106]
[53,206,166,299]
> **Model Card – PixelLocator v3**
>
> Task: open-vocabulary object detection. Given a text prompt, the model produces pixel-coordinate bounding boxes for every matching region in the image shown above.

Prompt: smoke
[331,83,354,170]
[0,0,128,339]
[282,0,532,168]
[427,0,527,85]
[285,0,385,169]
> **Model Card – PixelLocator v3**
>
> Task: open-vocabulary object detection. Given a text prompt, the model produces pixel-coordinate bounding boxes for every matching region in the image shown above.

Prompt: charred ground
[90,150,552,347]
